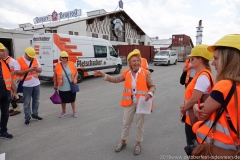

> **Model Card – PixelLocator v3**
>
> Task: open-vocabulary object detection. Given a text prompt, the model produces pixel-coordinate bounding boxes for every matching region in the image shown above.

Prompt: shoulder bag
[60,63,79,93]
[180,71,187,85]
[17,60,33,93]
[190,81,240,160]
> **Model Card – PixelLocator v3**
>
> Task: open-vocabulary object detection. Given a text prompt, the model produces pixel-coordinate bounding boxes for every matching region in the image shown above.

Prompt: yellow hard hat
[0,43,6,50]
[207,34,240,52]
[60,51,68,57]
[127,49,141,61]
[25,47,36,58]
[189,44,213,61]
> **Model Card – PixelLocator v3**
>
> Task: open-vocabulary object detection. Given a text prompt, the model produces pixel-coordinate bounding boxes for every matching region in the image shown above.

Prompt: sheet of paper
[0,153,5,160]
[136,96,152,114]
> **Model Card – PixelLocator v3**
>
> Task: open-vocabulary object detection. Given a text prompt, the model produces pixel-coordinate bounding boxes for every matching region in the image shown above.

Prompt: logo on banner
[52,10,58,21]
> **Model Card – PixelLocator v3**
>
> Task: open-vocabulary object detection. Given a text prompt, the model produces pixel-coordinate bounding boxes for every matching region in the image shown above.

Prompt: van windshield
[156,51,169,56]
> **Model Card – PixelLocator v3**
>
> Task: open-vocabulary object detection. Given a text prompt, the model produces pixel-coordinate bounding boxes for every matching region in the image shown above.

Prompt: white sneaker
[59,112,67,118]
[73,112,78,118]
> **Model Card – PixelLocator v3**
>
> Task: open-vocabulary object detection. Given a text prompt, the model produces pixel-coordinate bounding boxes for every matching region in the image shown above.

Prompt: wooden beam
[125,18,131,23]
[87,19,94,24]
[99,16,106,21]
[131,24,137,29]
[137,30,142,35]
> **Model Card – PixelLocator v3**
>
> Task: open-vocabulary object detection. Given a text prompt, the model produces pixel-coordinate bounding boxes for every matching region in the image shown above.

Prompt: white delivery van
[153,50,178,66]
[32,33,122,83]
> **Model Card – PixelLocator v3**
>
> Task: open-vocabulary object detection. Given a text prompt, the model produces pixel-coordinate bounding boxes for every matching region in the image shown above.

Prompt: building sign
[113,18,123,37]
[33,9,81,24]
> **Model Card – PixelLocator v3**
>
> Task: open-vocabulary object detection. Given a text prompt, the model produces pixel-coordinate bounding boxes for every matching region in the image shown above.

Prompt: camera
[11,98,18,109]
[184,139,199,156]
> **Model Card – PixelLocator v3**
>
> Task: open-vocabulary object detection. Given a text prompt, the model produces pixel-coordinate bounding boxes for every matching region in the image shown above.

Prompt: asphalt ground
[0,61,217,160]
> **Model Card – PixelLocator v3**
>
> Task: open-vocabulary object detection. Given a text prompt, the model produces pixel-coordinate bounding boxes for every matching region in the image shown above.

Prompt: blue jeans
[0,90,11,133]
[23,85,40,120]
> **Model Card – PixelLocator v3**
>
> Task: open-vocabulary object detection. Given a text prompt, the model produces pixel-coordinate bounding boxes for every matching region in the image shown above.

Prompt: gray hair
[4,48,9,55]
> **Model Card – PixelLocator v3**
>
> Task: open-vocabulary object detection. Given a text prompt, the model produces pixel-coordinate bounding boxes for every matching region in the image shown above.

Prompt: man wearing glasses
[15,47,43,125]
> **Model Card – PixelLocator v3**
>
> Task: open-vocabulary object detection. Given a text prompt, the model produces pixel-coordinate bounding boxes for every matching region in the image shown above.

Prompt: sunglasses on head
[61,57,68,59]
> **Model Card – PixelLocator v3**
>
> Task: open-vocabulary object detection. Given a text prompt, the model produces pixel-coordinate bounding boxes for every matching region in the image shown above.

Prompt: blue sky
[1,0,240,45]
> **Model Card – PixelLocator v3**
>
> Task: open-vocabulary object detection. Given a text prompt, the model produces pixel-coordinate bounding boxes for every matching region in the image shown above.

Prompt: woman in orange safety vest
[193,34,240,152]
[180,44,214,146]
[94,49,156,155]
[53,51,78,118]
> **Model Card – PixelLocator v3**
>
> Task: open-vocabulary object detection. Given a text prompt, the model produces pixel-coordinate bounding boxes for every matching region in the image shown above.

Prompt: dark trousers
[0,90,11,133]
[185,123,196,145]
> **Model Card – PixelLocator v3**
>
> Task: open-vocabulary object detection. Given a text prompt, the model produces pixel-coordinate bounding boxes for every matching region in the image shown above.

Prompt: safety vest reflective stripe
[4,78,12,82]
[123,89,131,92]
[197,132,237,150]
[122,96,132,100]
[204,120,231,136]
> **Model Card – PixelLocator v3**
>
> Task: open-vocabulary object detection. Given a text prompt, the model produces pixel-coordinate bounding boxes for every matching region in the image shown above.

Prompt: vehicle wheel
[77,70,84,83]
[174,60,177,65]
[154,63,156,66]
[114,65,121,74]
[167,60,170,66]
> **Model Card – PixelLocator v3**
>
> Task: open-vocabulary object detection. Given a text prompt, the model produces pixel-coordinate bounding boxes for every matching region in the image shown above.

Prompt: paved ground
[0,61,217,160]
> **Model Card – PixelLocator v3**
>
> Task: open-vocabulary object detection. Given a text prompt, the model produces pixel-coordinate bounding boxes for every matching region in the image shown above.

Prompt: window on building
[133,39,136,43]
[173,36,175,39]
[103,35,109,40]
[45,30,52,33]
[74,32,79,36]
[52,30,57,33]
[69,31,73,35]
[92,33,98,38]
[109,47,118,57]
[148,42,150,46]
[30,40,32,45]
[94,45,107,58]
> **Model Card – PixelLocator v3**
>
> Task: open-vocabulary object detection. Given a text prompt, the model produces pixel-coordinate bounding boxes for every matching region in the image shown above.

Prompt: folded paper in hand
[136,96,152,114]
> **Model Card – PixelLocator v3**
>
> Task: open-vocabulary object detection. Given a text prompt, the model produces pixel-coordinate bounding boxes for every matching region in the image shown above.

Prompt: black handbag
[61,63,79,93]
[180,71,187,85]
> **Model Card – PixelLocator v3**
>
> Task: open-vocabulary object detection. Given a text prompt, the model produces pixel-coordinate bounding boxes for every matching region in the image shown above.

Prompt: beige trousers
[9,80,21,112]
[121,103,145,142]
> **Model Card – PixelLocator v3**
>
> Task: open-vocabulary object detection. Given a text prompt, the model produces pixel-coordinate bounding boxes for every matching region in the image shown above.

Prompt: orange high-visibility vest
[0,59,12,90]
[141,58,148,70]
[120,68,149,107]
[184,69,214,126]
[17,57,39,81]
[5,57,18,80]
[185,59,191,84]
[55,61,77,86]
[195,80,240,151]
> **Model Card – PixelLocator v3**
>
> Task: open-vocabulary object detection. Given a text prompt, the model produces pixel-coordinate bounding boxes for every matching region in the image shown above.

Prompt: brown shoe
[134,146,141,155]
[9,109,14,113]
[10,111,21,116]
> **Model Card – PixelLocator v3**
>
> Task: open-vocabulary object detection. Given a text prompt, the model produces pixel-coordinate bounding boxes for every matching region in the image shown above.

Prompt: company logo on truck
[76,59,104,67]
[33,37,50,41]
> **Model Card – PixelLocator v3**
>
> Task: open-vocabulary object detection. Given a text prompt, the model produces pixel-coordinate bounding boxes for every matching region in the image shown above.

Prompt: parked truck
[32,33,122,83]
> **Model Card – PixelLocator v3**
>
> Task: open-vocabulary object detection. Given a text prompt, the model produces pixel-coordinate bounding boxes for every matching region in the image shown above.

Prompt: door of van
[35,41,54,77]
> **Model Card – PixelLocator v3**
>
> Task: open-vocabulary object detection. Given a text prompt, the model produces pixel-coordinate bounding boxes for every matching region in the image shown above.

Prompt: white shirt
[15,56,41,87]
[4,56,17,71]
[189,62,196,78]
[131,68,141,103]
[194,75,211,94]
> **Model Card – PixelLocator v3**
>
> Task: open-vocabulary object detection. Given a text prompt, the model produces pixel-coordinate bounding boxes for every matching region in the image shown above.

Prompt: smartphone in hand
[181,114,186,122]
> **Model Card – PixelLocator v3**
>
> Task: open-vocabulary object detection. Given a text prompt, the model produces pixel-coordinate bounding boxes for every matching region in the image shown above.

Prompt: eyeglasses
[61,57,68,59]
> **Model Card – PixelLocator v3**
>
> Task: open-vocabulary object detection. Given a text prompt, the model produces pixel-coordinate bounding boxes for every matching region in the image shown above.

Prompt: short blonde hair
[127,54,142,69]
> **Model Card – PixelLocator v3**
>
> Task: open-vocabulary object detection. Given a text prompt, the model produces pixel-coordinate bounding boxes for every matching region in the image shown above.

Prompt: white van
[153,50,178,66]
[32,33,122,83]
